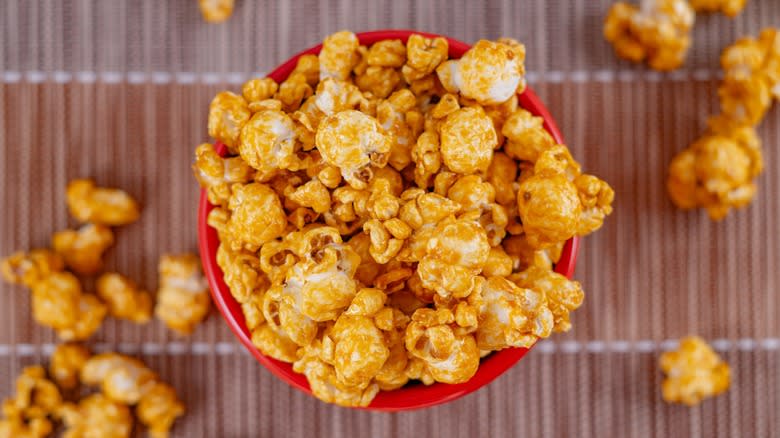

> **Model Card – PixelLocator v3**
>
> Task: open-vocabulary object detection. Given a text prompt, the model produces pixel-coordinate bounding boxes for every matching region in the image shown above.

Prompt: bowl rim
[198,29,580,412]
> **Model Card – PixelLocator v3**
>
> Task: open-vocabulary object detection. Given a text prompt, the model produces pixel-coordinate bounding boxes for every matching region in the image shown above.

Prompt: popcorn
[155,254,211,335]
[0,366,61,438]
[689,0,748,16]
[667,119,762,220]
[439,106,497,174]
[96,272,153,323]
[52,223,114,275]
[603,0,695,71]
[49,343,91,390]
[0,249,64,287]
[437,39,526,105]
[198,0,234,23]
[475,276,553,350]
[31,272,106,340]
[57,294,109,342]
[319,31,360,81]
[136,382,186,438]
[66,179,140,226]
[659,336,731,405]
[58,393,133,438]
[208,92,251,152]
[227,183,288,250]
[195,31,613,407]
[315,110,392,189]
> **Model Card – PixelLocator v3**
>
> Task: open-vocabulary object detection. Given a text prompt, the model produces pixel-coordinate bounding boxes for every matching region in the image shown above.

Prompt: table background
[1,1,779,436]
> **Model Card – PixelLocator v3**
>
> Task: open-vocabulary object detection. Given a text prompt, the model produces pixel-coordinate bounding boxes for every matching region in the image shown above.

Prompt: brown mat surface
[1,1,778,436]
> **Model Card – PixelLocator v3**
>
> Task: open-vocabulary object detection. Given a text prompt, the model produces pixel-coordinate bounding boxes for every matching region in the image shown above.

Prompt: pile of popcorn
[195,31,614,406]
[668,28,779,220]
[604,0,749,71]
[659,336,731,405]
[0,180,211,338]
[0,345,184,438]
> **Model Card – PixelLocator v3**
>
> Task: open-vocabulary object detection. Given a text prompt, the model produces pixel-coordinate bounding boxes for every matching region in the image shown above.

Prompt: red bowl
[198,30,580,411]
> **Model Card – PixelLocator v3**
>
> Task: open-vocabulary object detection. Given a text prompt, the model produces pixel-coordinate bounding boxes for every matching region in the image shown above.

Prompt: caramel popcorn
[659,336,731,405]
[437,39,526,105]
[197,31,614,407]
[58,393,133,438]
[0,366,61,438]
[52,224,114,275]
[66,179,140,226]
[155,254,210,335]
[49,343,91,390]
[96,272,153,323]
[603,0,695,71]
[0,249,64,287]
[31,272,106,340]
[136,382,186,438]
[689,0,747,16]
[198,0,234,23]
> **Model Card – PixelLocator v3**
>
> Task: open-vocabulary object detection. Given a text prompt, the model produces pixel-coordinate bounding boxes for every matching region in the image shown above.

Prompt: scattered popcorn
[49,343,91,390]
[154,254,210,335]
[96,272,153,323]
[58,393,133,438]
[604,0,695,71]
[196,31,614,407]
[31,272,106,340]
[689,0,747,16]
[136,382,186,438]
[659,336,731,405]
[0,249,64,287]
[66,179,140,227]
[0,366,61,438]
[52,224,114,275]
[198,0,234,23]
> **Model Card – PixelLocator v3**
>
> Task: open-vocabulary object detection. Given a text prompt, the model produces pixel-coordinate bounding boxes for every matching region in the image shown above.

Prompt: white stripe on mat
[0,69,721,85]
[0,338,777,357]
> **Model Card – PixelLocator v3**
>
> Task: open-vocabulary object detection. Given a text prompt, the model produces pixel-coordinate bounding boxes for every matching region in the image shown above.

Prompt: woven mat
[1,1,779,436]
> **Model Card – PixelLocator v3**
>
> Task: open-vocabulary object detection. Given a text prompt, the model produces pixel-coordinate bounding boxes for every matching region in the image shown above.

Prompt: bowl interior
[198,29,579,411]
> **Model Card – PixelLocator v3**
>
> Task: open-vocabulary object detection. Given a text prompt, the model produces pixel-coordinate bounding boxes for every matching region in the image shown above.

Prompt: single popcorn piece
[30,272,83,331]
[293,346,380,407]
[66,179,140,226]
[475,276,553,350]
[155,253,211,335]
[192,142,254,206]
[0,366,61,438]
[52,223,114,275]
[511,266,584,333]
[0,249,64,287]
[402,34,449,82]
[96,272,153,323]
[239,110,297,174]
[58,393,133,438]
[439,106,497,174]
[49,343,91,390]
[319,30,360,81]
[198,0,234,23]
[242,77,279,103]
[502,108,556,163]
[208,92,251,152]
[689,0,748,17]
[603,0,696,71]
[329,314,390,389]
[437,39,526,105]
[659,336,731,405]
[136,382,186,438]
[216,245,268,304]
[315,110,393,189]
[404,308,480,384]
[262,285,318,347]
[226,183,287,250]
[57,294,108,342]
[667,120,762,220]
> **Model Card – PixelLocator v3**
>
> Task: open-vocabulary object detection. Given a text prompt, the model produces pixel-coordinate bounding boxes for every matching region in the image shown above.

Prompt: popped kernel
[239,110,297,174]
[292,54,321,87]
[376,89,417,170]
[136,383,186,438]
[439,106,497,174]
[315,110,392,189]
[263,285,318,347]
[287,179,331,213]
[30,272,82,331]
[502,108,556,163]
[216,245,268,304]
[57,294,108,342]
[66,179,140,226]
[689,0,748,17]
[503,234,563,272]
[0,366,61,438]
[242,78,279,103]
[96,272,153,323]
[329,314,390,388]
[49,343,91,390]
[227,183,287,250]
[251,323,299,362]
[198,0,234,23]
[437,39,526,105]
[404,308,480,384]
[486,152,518,207]
[276,73,313,112]
[58,393,133,438]
[475,276,553,350]
[511,266,584,333]
[0,249,64,287]
[208,91,251,152]
[603,0,695,71]
[319,31,360,81]
[52,223,114,275]
[402,34,449,82]
[155,254,210,335]
[410,130,442,188]
[659,336,730,405]
[367,39,407,67]
[193,142,254,206]
[293,348,379,407]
